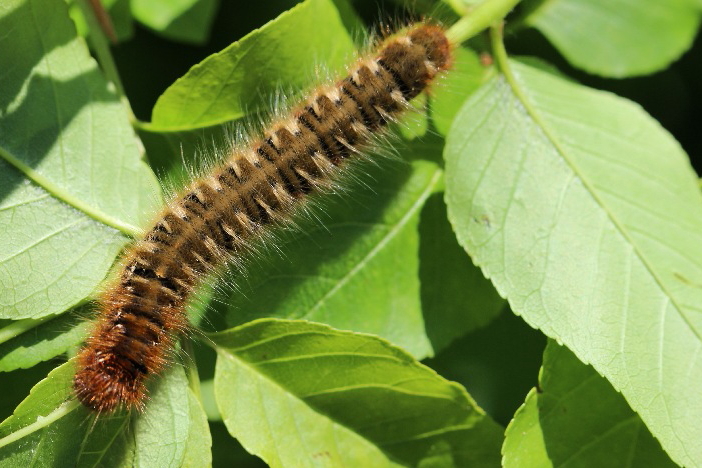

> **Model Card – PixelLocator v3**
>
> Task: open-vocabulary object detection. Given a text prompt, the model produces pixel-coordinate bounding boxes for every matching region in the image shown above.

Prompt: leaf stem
[489,23,515,82]
[75,0,122,93]
[446,0,522,44]
[0,147,140,237]
[0,400,81,449]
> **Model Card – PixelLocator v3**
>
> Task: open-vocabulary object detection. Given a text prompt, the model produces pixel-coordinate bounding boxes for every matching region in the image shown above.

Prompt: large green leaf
[0,0,161,320]
[0,360,200,467]
[503,341,676,467]
[522,0,701,77]
[150,0,354,130]
[444,58,702,466]
[131,0,219,44]
[212,319,503,468]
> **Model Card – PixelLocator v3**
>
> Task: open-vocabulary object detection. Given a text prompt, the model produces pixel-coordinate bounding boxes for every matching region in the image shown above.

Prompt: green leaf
[131,0,219,44]
[150,0,354,130]
[182,387,213,467]
[129,368,192,467]
[0,0,161,320]
[445,58,702,467]
[503,341,677,467]
[418,192,504,351]
[431,46,493,136]
[0,360,199,467]
[522,0,701,77]
[0,307,88,372]
[212,136,499,358]
[212,319,503,468]
[216,156,441,359]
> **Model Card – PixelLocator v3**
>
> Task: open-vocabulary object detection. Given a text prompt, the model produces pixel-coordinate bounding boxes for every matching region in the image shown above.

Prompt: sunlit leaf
[522,0,701,77]
[445,58,702,466]
[212,319,503,467]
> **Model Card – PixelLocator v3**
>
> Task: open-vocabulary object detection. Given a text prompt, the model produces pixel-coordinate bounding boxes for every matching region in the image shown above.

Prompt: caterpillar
[73,22,453,412]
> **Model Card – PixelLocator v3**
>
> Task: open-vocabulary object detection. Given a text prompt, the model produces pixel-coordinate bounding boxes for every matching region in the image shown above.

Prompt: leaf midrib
[216,325,459,463]
[493,52,702,344]
[0,146,139,237]
[301,167,443,319]
[1,1,140,238]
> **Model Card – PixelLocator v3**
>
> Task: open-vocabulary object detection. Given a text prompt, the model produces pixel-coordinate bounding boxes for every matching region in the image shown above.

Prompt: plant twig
[446,0,522,44]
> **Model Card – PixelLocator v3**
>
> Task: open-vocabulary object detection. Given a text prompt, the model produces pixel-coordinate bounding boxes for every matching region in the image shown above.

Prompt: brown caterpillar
[73,23,453,412]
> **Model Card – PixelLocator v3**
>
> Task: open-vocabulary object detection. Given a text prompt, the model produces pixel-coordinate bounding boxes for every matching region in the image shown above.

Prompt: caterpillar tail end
[73,351,146,413]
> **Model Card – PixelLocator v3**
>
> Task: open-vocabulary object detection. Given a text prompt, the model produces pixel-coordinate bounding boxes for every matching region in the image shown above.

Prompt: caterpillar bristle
[73,22,453,412]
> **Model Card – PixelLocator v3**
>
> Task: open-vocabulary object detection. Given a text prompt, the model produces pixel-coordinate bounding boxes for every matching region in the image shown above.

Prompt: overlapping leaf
[445,58,702,466]
[522,0,701,77]
[149,0,354,130]
[212,319,503,468]
[0,306,88,372]
[0,361,200,467]
[0,0,161,321]
[503,341,676,467]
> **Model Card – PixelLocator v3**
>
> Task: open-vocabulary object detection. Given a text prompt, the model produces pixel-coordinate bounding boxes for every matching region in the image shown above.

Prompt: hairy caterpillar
[73,22,453,412]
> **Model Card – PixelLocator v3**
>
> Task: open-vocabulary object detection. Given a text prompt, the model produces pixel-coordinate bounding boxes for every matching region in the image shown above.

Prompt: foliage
[1,0,701,466]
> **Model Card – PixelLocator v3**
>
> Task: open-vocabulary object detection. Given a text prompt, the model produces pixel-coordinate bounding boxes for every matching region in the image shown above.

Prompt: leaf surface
[0,0,161,320]
[503,341,677,467]
[216,157,440,358]
[445,59,702,467]
[212,319,503,468]
[150,0,354,130]
[0,361,199,467]
[131,0,219,44]
[181,389,213,467]
[522,0,701,77]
